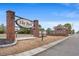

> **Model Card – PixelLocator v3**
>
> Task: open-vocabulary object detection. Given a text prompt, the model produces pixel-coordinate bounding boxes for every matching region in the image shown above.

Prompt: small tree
[64,23,72,34]
[17,27,31,34]
[71,29,75,34]
[76,31,79,34]
[0,24,5,34]
[46,28,52,35]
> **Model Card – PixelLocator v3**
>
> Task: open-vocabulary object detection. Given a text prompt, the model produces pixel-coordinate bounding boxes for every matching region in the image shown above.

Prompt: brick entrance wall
[6,10,15,40]
[32,20,39,37]
[6,10,39,39]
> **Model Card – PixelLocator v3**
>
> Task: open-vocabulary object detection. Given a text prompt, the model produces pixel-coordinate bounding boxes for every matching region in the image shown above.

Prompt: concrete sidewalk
[16,37,36,40]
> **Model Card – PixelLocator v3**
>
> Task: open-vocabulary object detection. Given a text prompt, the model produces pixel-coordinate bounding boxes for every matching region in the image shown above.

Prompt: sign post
[41,31,44,41]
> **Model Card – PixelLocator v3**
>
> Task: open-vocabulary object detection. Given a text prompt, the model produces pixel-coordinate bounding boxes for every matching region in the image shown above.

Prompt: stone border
[11,35,73,56]
[0,39,17,48]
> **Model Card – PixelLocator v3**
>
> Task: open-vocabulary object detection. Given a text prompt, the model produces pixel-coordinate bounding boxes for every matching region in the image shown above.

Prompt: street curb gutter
[11,35,73,56]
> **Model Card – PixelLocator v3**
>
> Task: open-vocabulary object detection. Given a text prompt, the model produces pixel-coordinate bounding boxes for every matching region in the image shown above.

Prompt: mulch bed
[0,39,14,45]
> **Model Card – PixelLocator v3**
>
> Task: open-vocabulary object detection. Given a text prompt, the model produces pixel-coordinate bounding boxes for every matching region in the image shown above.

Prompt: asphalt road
[35,34,79,56]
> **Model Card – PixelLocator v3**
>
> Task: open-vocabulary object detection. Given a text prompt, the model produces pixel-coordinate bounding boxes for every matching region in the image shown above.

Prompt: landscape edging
[0,40,17,48]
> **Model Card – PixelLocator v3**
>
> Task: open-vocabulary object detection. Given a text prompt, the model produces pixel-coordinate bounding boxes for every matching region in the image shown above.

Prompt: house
[52,25,69,36]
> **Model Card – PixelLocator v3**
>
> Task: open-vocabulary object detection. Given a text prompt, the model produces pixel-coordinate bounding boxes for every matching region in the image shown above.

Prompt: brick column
[32,20,39,37]
[6,10,15,40]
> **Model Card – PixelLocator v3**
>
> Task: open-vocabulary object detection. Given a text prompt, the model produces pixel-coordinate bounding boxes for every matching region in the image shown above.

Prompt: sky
[0,3,79,32]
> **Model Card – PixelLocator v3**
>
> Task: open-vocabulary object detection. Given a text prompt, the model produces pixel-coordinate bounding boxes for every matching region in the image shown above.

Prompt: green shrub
[0,29,4,34]
[17,28,31,34]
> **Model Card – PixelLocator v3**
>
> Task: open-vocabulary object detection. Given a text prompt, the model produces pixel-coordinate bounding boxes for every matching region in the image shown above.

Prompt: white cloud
[63,3,79,10]
[52,10,79,19]
[62,3,72,6]
[64,11,79,18]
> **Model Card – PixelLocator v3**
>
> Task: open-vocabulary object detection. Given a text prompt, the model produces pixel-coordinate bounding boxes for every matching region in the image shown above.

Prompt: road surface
[35,34,79,56]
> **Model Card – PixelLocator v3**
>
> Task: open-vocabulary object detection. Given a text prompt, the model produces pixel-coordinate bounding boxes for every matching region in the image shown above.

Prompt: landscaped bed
[0,36,65,56]
[0,39,14,45]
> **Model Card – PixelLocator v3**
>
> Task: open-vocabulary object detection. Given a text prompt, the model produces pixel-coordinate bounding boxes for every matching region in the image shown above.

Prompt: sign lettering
[16,19,33,28]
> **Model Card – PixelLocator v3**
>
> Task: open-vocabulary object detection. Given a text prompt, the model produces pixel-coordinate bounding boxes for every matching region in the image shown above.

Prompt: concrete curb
[16,37,36,41]
[11,35,73,56]
[0,37,36,48]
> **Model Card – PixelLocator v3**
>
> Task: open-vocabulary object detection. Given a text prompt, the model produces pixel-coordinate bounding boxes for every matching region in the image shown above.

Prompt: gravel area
[0,36,65,56]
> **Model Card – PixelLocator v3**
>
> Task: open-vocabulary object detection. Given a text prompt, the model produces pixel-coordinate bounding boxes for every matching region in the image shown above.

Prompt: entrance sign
[16,19,33,28]
[6,10,39,42]
[0,10,39,48]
